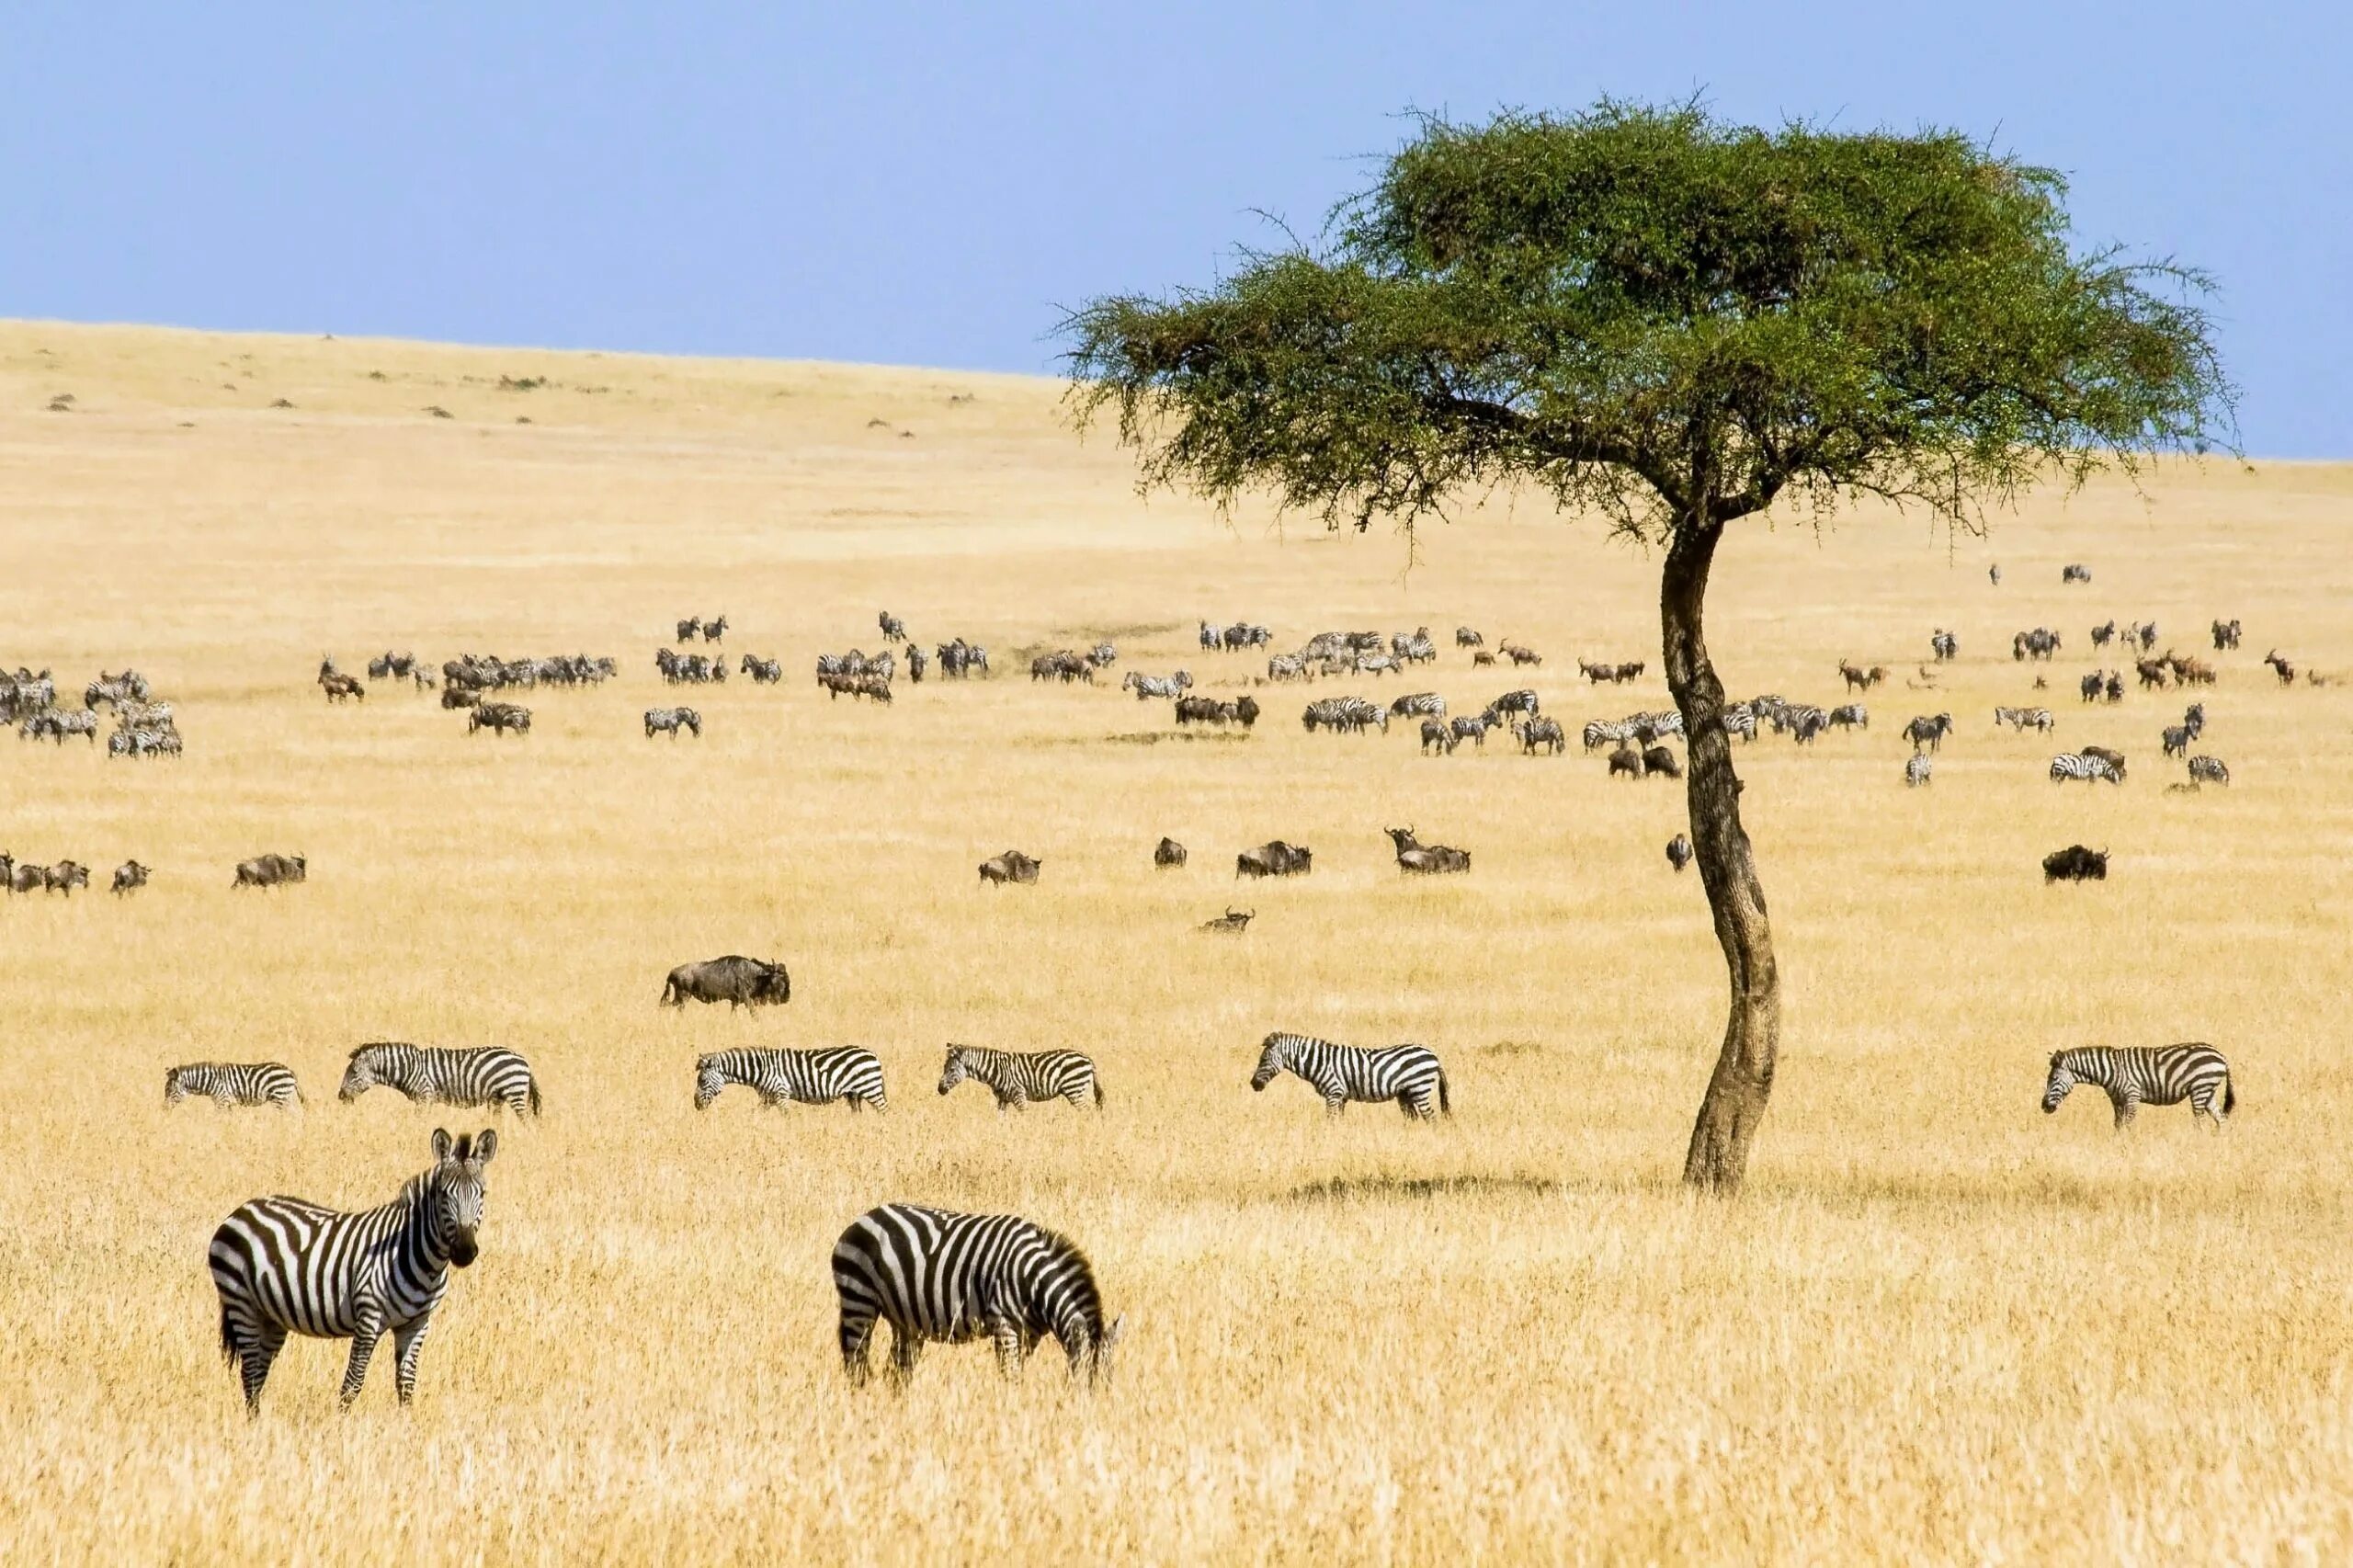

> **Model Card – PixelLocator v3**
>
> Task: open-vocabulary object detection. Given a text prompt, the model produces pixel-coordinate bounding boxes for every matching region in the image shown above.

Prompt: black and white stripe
[2049,752,2124,785]
[2188,755,2230,786]
[1248,1030,1450,1119]
[338,1043,542,1116]
[937,1046,1103,1111]
[693,1047,887,1111]
[210,1127,496,1412]
[832,1203,1122,1385]
[2042,1044,2234,1129]
[643,706,702,737]
[166,1062,302,1109]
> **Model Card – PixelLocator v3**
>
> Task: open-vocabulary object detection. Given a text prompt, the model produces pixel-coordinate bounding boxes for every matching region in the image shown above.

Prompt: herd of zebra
[184,1018,1485,1407]
[5,665,181,756]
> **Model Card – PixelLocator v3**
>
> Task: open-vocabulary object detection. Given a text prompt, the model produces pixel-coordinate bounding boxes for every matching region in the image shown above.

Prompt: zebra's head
[2041,1052,2078,1114]
[1081,1312,1127,1386]
[938,1047,975,1096]
[339,1044,392,1101]
[426,1128,496,1268]
[1251,1033,1293,1092]
[164,1066,189,1104]
[692,1055,727,1110]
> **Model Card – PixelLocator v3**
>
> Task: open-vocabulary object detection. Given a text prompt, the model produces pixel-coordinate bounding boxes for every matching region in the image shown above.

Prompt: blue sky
[4,4,2343,453]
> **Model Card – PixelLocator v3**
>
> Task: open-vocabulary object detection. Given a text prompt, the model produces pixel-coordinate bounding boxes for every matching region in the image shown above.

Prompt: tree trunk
[1660,518,1781,1192]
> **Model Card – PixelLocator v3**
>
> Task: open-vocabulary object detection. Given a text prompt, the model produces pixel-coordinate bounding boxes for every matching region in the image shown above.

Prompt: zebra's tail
[219,1303,239,1366]
[2223,1076,2237,1116]
[1438,1070,1452,1119]
[1092,1076,1107,1109]
[528,1080,543,1116]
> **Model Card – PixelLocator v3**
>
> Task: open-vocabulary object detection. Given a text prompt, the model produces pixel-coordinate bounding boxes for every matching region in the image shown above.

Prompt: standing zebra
[693,1047,887,1111]
[1904,754,1933,788]
[210,1127,497,1413]
[643,706,702,738]
[1248,1031,1449,1119]
[2049,752,2124,785]
[338,1043,542,1116]
[937,1046,1103,1111]
[832,1203,1123,1386]
[2042,1044,2234,1130]
[166,1062,302,1109]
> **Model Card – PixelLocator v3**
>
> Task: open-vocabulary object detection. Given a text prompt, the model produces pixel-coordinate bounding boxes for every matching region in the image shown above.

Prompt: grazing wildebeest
[978,850,1041,886]
[2042,845,2109,883]
[1235,841,1311,879]
[1665,834,1694,871]
[644,707,702,739]
[111,859,151,894]
[1200,907,1254,933]
[2083,744,2128,779]
[1642,745,1682,778]
[1608,745,1645,778]
[233,853,307,889]
[1154,836,1187,869]
[662,955,791,1010]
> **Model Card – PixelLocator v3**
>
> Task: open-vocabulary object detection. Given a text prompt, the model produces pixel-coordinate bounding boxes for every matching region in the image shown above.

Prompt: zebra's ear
[2048,1051,2063,1066]
[432,1128,454,1163]
[1101,1313,1125,1348]
[472,1128,499,1165]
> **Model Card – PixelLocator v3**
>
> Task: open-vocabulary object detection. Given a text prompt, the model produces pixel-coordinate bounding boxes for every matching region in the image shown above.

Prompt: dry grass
[2,320,2350,1564]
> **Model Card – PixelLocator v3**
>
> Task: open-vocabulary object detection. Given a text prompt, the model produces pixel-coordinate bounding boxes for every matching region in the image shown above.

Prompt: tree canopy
[1063,100,2233,540]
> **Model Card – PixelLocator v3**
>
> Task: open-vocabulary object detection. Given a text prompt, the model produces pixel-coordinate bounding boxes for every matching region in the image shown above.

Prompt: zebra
[2062,562,2092,584]
[1248,1031,1449,1120]
[210,1127,497,1413]
[937,1046,1103,1111]
[1454,627,1483,648]
[1516,716,1566,755]
[1929,630,1959,663]
[2188,755,2230,786]
[1388,691,1445,720]
[2042,1044,2234,1130]
[1419,717,1457,755]
[166,1062,302,1109]
[1449,714,1490,749]
[739,653,783,684]
[1719,706,1758,744]
[1483,689,1539,726]
[644,707,702,738]
[879,611,905,643]
[693,1047,887,1112]
[1905,754,1932,788]
[1904,713,1953,752]
[1122,671,1192,700]
[1827,703,1869,732]
[833,1203,1122,1386]
[1266,653,1309,682]
[2049,753,2124,785]
[338,1043,542,1116]
[2162,723,2193,757]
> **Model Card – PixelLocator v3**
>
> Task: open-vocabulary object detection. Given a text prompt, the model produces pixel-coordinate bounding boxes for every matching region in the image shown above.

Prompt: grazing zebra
[1483,689,1539,725]
[1719,706,1758,743]
[1929,630,1959,662]
[1827,703,1869,731]
[1266,653,1309,682]
[338,1043,542,1117]
[166,1062,302,1109]
[644,706,702,738]
[1389,691,1445,720]
[833,1203,1122,1386]
[1122,671,1192,700]
[1517,716,1566,755]
[2188,755,2230,786]
[2049,752,2124,785]
[1419,717,1457,755]
[693,1047,887,1112]
[1449,714,1490,749]
[878,611,905,643]
[2042,1044,2234,1130]
[1905,754,1932,788]
[1248,1031,1449,1120]
[210,1127,496,1413]
[938,1046,1103,1111]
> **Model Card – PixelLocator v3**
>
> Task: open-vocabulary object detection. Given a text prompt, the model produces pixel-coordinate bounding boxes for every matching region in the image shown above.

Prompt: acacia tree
[1064,102,2230,1191]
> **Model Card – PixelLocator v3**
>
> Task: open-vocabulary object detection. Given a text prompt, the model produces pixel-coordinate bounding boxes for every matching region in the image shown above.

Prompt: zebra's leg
[997,1092,1023,1114]
[236,1322,289,1415]
[838,1307,878,1385]
[886,1324,923,1387]
[1324,1093,1347,1119]
[339,1310,385,1408]
[2111,1091,2140,1131]
[392,1316,434,1406]
[991,1319,1026,1382]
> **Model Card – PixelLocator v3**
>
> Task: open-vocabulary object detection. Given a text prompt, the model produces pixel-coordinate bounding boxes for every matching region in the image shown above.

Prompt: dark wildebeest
[232,853,307,889]
[979,850,1041,885]
[1608,745,1646,778]
[1235,841,1312,879]
[1200,907,1254,934]
[663,955,791,1010]
[2083,745,2128,780]
[1154,837,1188,869]
[42,859,90,895]
[1384,826,1470,875]
[111,859,151,894]
[2042,845,2109,883]
[1665,835,1694,872]
[1642,745,1682,778]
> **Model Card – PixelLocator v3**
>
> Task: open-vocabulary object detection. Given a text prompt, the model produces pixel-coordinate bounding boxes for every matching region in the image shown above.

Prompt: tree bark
[1661,517,1781,1192]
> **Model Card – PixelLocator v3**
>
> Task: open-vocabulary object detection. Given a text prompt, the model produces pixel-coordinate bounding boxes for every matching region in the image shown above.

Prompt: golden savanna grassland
[1,321,2349,1564]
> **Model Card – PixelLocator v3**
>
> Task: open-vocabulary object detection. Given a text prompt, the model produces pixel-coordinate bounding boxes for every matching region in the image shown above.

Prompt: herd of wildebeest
[25,562,2325,1405]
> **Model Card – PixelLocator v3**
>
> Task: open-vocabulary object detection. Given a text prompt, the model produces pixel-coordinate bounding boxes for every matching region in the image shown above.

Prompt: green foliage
[1063,100,2234,539]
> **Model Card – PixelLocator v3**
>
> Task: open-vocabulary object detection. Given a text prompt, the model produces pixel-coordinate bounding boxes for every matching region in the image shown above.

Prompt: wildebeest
[41,858,89,895]
[469,701,531,736]
[1384,826,1469,875]
[676,617,701,643]
[2211,619,2242,652]
[111,859,150,894]
[232,853,306,889]
[878,611,905,643]
[1642,745,1682,778]
[1608,745,1645,778]
[2188,755,2231,786]
[1665,834,1693,871]
[1455,627,1483,649]
[662,955,791,1009]
[2062,563,2092,584]
[644,707,702,739]
[2042,845,2109,882]
[319,668,365,702]
[978,850,1041,886]
[1930,629,1959,662]
[1200,907,1254,934]
[1235,841,1312,879]
[440,686,481,710]
[2,857,43,894]
[1154,836,1187,869]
